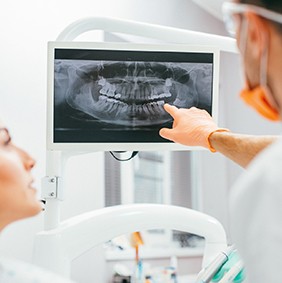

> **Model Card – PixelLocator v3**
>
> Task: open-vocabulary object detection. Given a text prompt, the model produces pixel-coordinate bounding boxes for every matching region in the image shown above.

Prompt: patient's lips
[64,61,199,126]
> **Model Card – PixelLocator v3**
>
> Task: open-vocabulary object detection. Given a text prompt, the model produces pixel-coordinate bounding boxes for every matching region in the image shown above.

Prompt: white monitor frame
[47,41,219,152]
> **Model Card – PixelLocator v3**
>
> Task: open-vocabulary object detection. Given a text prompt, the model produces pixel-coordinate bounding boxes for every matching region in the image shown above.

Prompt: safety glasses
[222,1,282,37]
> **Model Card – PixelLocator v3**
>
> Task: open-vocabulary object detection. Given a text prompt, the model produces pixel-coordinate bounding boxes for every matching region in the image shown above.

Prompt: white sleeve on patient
[0,256,76,283]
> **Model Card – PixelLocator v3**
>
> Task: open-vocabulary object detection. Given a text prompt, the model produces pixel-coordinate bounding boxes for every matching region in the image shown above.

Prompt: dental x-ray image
[53,48,213,144]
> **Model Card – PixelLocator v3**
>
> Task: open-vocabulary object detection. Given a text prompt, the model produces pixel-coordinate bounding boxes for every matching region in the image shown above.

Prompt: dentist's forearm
[209,132,278,168]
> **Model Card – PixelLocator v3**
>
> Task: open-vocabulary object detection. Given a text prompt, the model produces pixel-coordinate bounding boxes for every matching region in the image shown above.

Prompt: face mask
[240,86,280,121]
[239,17,280,121]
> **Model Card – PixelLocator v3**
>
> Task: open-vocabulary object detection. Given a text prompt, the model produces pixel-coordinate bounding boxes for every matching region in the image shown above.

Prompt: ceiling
[191,0,225,21]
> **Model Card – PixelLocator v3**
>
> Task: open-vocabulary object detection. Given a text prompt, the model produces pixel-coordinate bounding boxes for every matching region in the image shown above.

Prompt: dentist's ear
[245,12,270,58]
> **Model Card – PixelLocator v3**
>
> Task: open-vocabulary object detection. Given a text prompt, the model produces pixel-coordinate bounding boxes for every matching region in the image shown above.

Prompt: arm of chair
[33,204,227,277]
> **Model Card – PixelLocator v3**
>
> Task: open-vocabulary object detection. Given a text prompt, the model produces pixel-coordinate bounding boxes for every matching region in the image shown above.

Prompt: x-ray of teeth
[54,60,212,127]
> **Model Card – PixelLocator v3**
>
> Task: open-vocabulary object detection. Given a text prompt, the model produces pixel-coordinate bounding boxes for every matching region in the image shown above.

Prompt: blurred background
[0,0,280,282]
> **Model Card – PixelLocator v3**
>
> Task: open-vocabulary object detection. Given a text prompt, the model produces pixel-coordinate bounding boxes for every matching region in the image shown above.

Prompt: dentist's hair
[240,0,282,32]
[240,0,282,13]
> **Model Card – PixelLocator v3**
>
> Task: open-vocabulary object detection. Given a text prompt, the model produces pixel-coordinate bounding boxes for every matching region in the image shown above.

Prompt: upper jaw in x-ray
[59,61,211,127]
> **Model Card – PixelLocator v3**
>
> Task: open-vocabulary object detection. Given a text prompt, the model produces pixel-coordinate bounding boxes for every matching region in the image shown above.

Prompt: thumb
[159,127,174,141]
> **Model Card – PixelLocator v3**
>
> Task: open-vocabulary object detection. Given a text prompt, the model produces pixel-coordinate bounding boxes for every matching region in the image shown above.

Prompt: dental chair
[33,203,227,277]
[33,17,238,281]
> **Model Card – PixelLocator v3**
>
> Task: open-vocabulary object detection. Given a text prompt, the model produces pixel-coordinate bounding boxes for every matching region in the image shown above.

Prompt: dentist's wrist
[207,129,230,152]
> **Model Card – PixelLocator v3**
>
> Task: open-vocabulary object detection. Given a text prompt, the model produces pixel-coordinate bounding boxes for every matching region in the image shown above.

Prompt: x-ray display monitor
[47,41,219,151]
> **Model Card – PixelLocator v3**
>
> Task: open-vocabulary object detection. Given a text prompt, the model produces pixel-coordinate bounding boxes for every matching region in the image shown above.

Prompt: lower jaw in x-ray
[56,61,212,127]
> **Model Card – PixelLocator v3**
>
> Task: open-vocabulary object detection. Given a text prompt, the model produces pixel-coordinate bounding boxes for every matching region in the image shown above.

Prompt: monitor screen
[47,41,219,151]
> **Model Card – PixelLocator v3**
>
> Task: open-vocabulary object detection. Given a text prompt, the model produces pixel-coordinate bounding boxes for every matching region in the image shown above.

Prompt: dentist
[160,0,282,282]
[160,0,282,169]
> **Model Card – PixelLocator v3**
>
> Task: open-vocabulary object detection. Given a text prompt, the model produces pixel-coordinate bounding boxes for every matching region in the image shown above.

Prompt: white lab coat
[230,138,282,283]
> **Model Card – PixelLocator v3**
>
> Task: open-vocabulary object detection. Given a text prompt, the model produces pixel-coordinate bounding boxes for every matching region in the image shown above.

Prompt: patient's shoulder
[0,256,75,283]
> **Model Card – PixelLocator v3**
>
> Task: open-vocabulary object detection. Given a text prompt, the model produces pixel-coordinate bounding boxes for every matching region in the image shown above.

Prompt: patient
[0,124,75,282]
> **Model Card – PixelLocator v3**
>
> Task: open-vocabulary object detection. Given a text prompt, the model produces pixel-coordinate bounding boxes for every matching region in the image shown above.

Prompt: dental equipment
[56,16,238,54]
[33,16,239,279]
[131,232,144,281]
[33,204,227,277]
[195,245,235,283]
[48,41,220,152]
[131,232,144,263]
[218,260,244,283]
[42,17,238,230]
[42,15,237,229]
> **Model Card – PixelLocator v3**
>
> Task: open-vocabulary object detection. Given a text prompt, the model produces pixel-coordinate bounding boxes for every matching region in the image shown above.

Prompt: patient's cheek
[0,151,25,180]
[0,151,30,205]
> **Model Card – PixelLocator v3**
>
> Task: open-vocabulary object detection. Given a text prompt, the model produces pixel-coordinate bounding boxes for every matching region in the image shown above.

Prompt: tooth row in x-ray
[54,60,212,126]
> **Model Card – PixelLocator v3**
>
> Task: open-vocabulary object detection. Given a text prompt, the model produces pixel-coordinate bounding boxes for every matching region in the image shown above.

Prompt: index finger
[163,104,179,118]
